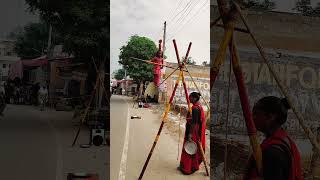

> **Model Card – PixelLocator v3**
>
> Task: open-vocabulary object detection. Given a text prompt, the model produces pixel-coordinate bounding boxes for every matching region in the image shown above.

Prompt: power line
[166,0,207,40]
[166,0,185,22]
[168,0,204,35]
[167,0,192,26]
[166,0,209,42]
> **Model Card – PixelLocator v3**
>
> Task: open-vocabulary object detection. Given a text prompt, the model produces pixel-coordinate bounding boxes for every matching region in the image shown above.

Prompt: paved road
[0,105,58,180]
[0,104,108,180]
[110,95,210,180]
[110,95,130,180]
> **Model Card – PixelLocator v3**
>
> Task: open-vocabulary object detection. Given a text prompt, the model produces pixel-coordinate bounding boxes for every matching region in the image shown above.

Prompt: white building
[0,39,20,82]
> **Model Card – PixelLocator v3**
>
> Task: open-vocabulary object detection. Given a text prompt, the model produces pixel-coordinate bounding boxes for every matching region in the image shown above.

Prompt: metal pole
[163,21,166,55]
[124,69,127,95]
[47,24,52,55]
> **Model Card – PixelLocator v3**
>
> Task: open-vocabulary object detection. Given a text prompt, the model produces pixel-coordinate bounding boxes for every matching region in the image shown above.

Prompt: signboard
[211,51,320,137]
[170,75,210,108]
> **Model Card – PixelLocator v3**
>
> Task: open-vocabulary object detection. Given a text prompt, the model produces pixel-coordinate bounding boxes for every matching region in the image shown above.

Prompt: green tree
[113,68,125,80]
[294,0,320,17]
[202,61,210,66]
[119,35,157,83]
[182,56,196,65]
[25,0,109,106]
[10,22,62,59]
[25,0,108,63]
[242,0,275,10]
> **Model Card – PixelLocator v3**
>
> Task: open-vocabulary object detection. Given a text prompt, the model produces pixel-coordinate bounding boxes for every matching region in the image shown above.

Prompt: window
[6,52,11,56]
[2,64,6,68]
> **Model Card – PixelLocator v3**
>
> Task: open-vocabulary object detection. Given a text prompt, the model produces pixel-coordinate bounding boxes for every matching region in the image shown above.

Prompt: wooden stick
[210,16,222,27]
[130,57,187,72]
[158,66,179,87]
[197,141,210,176]
[215,24,250,33]
[138,71,183,180]
[230,38,263,174]
[233,1,320,154]
[71,74,100,146]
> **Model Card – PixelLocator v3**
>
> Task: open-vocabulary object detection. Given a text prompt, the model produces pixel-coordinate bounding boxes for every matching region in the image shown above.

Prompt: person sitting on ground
[244,96,302,180]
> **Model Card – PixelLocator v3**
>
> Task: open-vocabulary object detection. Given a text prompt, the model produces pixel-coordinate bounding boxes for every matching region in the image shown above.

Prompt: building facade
[0,39,20,82]
[161,62,210,112]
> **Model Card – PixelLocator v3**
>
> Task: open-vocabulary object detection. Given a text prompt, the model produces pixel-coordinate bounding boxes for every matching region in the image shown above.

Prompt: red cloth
[8,61,23,80]
[244,128,302,180]
[151,57,162,87]
[153,74,160,86]
[151,57,162,74]
[179,102,206,174]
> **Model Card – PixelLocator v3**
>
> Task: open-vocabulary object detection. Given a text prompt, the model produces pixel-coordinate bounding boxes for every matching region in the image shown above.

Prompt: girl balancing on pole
[151,50,163,87]
[178,92,206,175]
[244,96,302,180]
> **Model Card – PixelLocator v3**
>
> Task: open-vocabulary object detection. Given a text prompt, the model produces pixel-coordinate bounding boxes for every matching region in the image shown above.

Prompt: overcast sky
[0,0,38,38]
[110,0,320,74]
[110,0,210,74]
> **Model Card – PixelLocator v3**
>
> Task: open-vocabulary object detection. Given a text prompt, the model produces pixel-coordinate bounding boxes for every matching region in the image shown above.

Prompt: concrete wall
[210,5,320,137]
[163,62,210,111]
[211,6,320,53]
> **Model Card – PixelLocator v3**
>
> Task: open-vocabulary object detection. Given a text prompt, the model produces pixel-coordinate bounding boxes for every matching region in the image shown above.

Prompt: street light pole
[124,69,127,96]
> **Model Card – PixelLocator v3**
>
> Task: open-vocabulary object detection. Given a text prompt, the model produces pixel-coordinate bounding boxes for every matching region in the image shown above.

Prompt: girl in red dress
[178,92,206,175]
[244,96,302,180]
[151,51,163,87]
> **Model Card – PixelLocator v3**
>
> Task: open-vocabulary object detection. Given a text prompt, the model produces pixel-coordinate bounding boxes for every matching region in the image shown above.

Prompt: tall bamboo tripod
[211,0,320,176]
[138,40,209,179]
[72,59,108,146]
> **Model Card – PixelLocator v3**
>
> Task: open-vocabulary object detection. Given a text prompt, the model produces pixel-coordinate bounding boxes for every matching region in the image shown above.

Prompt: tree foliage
[119,35,157,83]
[9,22,62,59]
[182,56,196,65]
[202,61,210,67]
[25,0,109,62]
[113,69,125,80]
[294,0,320,17]
[242,0,275,10]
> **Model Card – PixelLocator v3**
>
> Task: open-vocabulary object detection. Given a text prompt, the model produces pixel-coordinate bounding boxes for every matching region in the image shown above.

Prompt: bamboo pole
[229,38,263,174]
[210,24,233,89]
[138,72,182,180]
[158,66,179,87]
[198,141,210,176]
[130,57,188,72]
[233,2,320,154]
[215,24,250,33]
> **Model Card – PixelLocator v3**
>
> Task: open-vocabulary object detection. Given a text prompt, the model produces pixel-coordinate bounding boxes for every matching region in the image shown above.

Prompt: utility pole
[47,24,52,55]
[124,68,127,95]
[163,21,166,54]
[162,21,167,104]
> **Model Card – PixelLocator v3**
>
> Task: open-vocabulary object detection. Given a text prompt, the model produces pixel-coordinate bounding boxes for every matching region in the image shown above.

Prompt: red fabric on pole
[182,81,191,108]
[151,57,162,86]
[169,82,179,103]
[22,58,48,67]
[8,61,23,80]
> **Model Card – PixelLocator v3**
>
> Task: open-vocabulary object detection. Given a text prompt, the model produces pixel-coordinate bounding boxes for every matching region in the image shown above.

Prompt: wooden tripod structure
[71,59,109,147]
[211,0,320,176]
[137,40,209,179]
